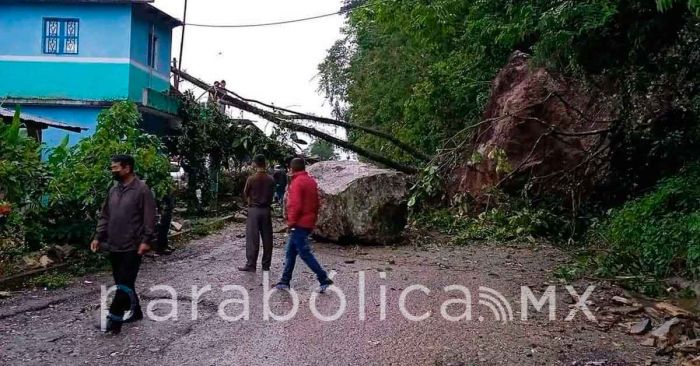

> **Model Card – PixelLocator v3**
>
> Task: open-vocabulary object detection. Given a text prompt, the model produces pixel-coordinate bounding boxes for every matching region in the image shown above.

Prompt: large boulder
[308,161,409,244]
[450,51,616,202]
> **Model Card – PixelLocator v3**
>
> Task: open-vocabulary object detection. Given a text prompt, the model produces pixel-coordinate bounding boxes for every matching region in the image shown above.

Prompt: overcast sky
[153,0,348,154]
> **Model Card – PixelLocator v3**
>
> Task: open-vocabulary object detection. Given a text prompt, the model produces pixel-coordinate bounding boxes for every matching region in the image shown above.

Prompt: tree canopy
[319,0,700,165]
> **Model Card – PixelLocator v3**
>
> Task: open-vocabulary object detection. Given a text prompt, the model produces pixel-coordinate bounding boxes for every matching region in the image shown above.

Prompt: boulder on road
[308,161,409,244]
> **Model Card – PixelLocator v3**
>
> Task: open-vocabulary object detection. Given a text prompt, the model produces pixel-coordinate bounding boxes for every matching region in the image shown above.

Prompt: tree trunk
[172,68,420,174]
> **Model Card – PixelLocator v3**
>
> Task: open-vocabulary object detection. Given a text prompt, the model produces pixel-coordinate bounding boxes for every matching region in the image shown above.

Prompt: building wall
[21,105,103,148]
[0,2,133,100]
[0,2,176,149]
[128,9,172,101]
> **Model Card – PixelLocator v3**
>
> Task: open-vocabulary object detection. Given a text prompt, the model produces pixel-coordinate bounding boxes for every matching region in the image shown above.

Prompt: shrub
[45,102,172,244]
[595,165,700,279]
[0,108,49,265]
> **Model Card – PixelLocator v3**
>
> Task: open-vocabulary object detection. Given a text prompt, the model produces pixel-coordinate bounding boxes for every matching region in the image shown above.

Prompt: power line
[186,10,343,28]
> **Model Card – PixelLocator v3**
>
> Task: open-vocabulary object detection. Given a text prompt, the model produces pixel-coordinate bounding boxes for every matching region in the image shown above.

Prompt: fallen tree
[171,67,421,174]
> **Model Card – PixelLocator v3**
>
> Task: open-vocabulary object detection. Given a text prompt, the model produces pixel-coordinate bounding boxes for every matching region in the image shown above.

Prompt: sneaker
[237,266,256,272]
[319,279,334,293]
[274,282,290,290]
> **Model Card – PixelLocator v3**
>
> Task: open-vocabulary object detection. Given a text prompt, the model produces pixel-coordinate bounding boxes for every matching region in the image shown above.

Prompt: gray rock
[630,318,652,335]
[612,296,631,305]
[651,317,684,347]
[308,161,409,244]
[170,221,183,231]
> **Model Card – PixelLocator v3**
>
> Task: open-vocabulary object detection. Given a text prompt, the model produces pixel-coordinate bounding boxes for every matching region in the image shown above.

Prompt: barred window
[43,18,79,55]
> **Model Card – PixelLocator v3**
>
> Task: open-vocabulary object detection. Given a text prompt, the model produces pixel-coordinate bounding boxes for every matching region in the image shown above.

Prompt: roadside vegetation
[0,97,291,280]
[320,0,700,294]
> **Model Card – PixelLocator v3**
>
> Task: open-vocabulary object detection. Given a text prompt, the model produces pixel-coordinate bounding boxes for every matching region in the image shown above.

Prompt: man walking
[90,155,156,334]
[275,158,333,292]
[238,155,275,272]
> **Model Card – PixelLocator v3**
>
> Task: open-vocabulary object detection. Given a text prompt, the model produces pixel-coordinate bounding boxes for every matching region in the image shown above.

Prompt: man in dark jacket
[90,154,157,334]
[238,155,275,272]
[275,158,333,292]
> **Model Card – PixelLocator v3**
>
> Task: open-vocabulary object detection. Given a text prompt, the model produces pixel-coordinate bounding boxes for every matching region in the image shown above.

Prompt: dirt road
[0,223,663,365]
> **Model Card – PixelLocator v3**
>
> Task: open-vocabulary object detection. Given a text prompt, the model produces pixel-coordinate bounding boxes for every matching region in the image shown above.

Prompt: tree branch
[172,68,419,174]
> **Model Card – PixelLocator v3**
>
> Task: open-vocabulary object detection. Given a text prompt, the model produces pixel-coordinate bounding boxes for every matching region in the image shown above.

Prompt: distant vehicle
[170,162,186,188]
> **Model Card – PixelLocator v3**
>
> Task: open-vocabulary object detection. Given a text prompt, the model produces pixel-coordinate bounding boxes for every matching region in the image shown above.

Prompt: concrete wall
[128,8,173,100]
[0,2,176,148]
[0,2,133,100]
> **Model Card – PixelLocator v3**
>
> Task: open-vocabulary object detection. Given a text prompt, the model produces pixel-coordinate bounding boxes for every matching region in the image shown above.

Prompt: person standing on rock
[90,154,156,334]
[238,154,275,272]
[275,158,334,292]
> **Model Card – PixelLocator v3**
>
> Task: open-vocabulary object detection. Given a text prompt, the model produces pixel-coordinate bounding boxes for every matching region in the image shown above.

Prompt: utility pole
[178,0,188,73]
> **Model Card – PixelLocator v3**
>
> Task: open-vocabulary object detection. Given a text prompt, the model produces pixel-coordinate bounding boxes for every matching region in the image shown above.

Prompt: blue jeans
[279,227,329,285]
[275,186,285,203]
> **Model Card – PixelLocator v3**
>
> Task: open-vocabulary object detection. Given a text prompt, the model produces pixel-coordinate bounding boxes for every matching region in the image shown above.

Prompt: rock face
[308,161,409,244]
[450,51,616,201]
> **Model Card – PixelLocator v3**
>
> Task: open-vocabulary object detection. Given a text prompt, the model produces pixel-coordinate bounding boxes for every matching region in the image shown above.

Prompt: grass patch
[29,272,73,290]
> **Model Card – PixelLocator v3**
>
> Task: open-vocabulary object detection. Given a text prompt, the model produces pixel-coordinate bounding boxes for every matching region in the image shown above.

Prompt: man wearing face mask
[90,154,157,334]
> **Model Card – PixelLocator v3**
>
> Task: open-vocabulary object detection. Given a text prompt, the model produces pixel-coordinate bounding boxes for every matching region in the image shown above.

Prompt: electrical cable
[183,1,367,28]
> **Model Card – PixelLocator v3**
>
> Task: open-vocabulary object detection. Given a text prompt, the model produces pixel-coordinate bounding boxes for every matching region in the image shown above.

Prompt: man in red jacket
[275,158,334,292]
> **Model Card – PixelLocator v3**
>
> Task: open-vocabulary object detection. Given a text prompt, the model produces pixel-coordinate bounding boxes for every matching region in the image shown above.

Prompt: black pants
[109,251,142,318]
[245,207,273,269]
[156,222,170,252]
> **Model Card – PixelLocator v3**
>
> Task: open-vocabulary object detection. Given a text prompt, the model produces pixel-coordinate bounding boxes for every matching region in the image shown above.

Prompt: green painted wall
[0,60,130,100]
[127,63,170,102]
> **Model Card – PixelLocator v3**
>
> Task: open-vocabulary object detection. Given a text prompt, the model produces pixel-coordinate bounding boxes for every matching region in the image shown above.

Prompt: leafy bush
[0,108,49,265]
[595,165,700,279]
[166,93,292,212]
[45,102,172,244]
[414,201,565,245]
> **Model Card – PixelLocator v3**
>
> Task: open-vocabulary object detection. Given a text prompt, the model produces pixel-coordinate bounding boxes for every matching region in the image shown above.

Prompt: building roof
[12,1,183,28]
[0,107,87,133]
[133,2,182,28]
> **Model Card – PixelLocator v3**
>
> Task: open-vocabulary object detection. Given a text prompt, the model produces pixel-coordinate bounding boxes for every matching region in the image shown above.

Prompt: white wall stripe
[0,55,130,63]
[0,55,171,83]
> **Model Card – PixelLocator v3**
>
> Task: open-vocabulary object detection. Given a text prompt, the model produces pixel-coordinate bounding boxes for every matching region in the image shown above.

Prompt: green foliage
[0,108,48,205]
[306,139,338,161]
[29,272,73,290]
[414,201,565,245]
[0,107,49,259]
[320,0,700,169]
[656,0,700,15]
[45,102,172,244]
[595,165,700,279]
[407,165,444,210]
[166,93,292,211]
